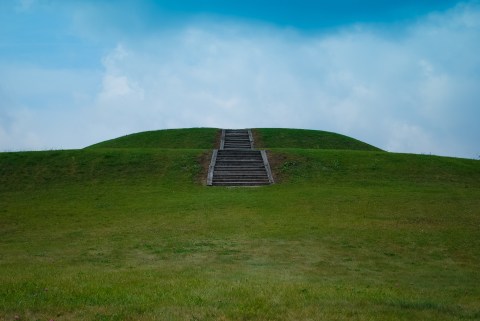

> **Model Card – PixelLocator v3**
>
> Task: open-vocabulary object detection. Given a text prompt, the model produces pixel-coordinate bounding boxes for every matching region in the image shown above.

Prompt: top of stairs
[220,129,254,150]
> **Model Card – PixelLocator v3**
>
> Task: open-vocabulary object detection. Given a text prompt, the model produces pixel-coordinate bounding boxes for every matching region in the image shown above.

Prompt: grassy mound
[1,129,479,320]
[86,127,380,151]
[254,128,382,151]
[86,127,219,149]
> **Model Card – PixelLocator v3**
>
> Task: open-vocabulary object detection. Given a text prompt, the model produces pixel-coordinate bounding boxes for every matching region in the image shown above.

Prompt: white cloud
[1,2,479,158]
[385,123,437,155]
[15,0,36,11]
[0,63,100,150]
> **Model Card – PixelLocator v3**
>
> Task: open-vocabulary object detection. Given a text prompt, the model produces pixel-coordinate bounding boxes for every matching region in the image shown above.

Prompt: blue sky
[1,0,479,158]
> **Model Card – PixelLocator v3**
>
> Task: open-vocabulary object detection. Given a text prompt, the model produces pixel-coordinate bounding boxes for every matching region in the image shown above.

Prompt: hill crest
[86,127,381,151]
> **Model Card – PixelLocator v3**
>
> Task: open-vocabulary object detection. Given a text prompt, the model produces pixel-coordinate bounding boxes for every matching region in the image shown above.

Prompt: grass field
[1,128,479,320]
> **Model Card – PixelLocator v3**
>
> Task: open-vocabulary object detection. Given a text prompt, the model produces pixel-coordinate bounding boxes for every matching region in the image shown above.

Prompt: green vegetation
[87,127,218,149]
[254,128,382,151]
[1,128,479,320]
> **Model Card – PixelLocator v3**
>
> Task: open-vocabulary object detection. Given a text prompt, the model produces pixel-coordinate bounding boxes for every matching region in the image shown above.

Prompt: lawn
[1,129,479,320]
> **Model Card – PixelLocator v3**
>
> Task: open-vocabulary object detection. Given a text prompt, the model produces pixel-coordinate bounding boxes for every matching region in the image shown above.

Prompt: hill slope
[1,129,479,320]
[254,128,382,151]
[86,127,218,149]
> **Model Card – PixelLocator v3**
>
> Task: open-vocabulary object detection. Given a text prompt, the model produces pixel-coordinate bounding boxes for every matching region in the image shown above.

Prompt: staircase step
[212,182,270,186]
[207,129,274,186]
[213,172,268,176]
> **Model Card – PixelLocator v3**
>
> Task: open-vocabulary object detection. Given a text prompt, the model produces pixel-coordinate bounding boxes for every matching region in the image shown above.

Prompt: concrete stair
[221,129,253,150]
[207,129,274,186]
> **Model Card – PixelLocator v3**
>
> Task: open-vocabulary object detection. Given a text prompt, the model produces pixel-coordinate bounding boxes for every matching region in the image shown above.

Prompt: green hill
[254,128,382,151]
[86,127,381,151]
[1,128,479,321]
[87,127,218,149]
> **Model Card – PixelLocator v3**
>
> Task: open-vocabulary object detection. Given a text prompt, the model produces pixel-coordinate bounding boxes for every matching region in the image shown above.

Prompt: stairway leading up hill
[207,129,274,186]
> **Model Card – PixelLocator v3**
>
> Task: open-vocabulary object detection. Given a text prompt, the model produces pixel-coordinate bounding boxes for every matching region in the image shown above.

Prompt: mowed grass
[1,128,480,320]
[253,128,382,151]
[87,128,218,149]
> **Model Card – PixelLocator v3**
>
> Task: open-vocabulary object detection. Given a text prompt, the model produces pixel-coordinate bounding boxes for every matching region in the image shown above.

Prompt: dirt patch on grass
[197,150,213,186]
[214,128,222,149]
[266,151,291,183]
[267,150,307,184]
[196,129,220,185]
[251,128,264,149]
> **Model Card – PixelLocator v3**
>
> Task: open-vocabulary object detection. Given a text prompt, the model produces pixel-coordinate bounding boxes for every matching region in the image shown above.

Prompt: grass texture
[253,128,381,151]
[1,128,479,320]
[86,128,218,149]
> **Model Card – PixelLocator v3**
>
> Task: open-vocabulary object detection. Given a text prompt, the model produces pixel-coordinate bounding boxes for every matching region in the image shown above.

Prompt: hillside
[1,128,479,321]
[254,128,382,151]
[86,127,381,151]
[86,127,218,149]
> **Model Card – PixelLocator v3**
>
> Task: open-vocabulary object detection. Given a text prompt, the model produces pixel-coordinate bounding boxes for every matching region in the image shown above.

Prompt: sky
[0,0,479,159]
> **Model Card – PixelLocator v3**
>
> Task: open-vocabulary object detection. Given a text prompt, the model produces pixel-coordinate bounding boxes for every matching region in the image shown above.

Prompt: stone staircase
[207,129,274,186]
[221,129,253,149]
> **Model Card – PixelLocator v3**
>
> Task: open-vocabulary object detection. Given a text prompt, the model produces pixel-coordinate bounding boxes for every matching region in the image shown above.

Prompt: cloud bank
[0,1,479,158]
